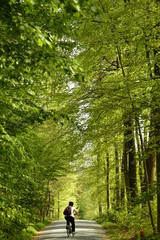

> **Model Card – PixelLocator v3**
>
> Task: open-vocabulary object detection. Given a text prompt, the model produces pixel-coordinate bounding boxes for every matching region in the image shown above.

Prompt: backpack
[63,206,71,216]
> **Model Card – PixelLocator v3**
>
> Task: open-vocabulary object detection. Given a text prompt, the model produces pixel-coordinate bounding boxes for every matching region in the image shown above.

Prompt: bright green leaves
[0,130,43,239]
[91,6,97,13]
[63,1,160,231]
[73,0,81,12]
[0,0,82,237]
[34,27,53,48]
[24,0,35,5]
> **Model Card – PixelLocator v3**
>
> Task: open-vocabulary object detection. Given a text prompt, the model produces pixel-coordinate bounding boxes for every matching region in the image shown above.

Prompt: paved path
[34,219,109,240]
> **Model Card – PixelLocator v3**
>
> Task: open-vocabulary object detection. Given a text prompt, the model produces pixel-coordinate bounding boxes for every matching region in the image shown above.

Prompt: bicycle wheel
[66,225,70,237]
[69,226,72,236]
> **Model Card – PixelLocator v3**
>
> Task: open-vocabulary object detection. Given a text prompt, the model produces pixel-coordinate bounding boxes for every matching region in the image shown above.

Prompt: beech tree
[0,0,82,239]
[69,0,160,234]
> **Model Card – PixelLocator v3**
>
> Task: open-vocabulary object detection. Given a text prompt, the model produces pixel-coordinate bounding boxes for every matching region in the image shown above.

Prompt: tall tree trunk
[121,152,125,208]
[135,125,145,197]
[135,116,156,231]
[128,124,136,201]
[153,0,160,233]
[48,190,51,217]
[156,130,160,233]
[146,118,156,193]
[153,48,160,233]
[123,131,130,207]
[145,30,156,192]
[58,191,60,220]
[97,152,103,216]
[123,115,137,205]
[105,152,110,210]
[117,42,137,204]
[115,145,120,208]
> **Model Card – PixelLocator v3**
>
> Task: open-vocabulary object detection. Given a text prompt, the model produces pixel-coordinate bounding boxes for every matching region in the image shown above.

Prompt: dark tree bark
[97,151,103,216]
[106,152,110,210]
[115,145,120,208]
[123,115,137,205]
[58,191,60,220]
[121,152,125,208]
[153,48,160,233]
[145,35,156,192]
[123,133,130,205]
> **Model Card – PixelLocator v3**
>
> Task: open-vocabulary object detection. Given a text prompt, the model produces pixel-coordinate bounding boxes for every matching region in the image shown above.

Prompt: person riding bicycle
[64,201,78,234]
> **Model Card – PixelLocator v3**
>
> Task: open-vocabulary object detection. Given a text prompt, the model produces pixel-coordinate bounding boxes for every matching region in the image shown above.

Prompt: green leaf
[91,6,97,12]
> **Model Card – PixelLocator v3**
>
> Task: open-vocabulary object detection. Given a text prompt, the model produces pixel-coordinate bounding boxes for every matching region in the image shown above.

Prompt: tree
[68,0,159,234]
[0,0,82,238]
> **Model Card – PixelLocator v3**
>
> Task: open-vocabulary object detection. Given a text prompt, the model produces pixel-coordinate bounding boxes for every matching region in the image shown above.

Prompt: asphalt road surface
[34,219,109,240]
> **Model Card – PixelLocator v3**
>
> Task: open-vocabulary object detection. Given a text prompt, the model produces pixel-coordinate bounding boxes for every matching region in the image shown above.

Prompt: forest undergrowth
[96,209,160,240]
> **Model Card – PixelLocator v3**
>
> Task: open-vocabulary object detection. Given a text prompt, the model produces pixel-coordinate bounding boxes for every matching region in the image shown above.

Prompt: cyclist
[64,201,78,234]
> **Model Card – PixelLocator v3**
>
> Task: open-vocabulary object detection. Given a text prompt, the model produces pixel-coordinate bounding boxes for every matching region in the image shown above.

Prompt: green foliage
[0,0,82,235]
[96,206,156,240]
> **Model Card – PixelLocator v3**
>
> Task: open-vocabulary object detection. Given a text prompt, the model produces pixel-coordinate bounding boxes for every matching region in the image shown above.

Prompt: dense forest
[0,0,160,239]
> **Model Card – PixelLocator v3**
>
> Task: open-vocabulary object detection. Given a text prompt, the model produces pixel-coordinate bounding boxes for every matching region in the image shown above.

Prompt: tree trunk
[129,131,136,201]
[153,48,160,233]
[157,142,160,233]
[121,151,125,208]
[135,126,144,194]
[123,115,137,205]
[123,136,130,206]
[58,191,60,220]
[153,1,160,233]
[97,152,103,216]
[115,145,120,208]
[106,152,110,210]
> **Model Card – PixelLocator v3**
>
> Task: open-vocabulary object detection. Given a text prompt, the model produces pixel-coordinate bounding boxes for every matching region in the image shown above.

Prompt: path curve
[34,219,109,240]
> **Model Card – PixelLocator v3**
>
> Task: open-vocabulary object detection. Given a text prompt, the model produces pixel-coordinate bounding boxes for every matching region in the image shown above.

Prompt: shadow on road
[34,219,109,240]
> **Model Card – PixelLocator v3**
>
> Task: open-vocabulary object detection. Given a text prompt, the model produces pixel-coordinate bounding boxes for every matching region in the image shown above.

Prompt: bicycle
[66,222,75,237]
